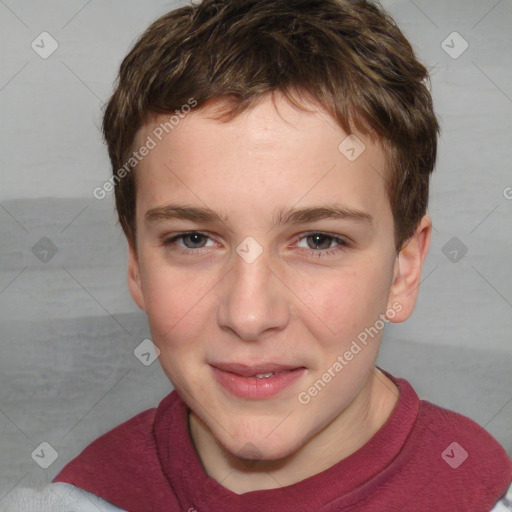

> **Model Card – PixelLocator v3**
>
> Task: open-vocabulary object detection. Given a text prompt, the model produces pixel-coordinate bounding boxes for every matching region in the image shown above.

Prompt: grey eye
[181,233,209,248]
[306,234,335,250]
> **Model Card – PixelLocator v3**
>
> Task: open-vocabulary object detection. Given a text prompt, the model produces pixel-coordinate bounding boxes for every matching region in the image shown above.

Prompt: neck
[188,367,399,494]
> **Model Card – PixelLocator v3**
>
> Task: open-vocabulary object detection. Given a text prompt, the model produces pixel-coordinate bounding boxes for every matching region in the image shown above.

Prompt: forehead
[133,93,390,225]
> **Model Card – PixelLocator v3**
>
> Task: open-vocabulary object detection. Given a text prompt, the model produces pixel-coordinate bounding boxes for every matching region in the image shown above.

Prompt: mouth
[210,362,307,399]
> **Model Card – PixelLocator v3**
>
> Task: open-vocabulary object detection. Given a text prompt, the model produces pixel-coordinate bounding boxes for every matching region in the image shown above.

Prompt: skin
[127,92,431,494]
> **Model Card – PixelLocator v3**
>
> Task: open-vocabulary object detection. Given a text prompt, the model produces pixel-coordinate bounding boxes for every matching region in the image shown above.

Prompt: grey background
[1,0,511,501]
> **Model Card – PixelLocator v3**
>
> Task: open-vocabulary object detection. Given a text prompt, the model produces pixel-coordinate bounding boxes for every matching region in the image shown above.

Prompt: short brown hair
[102,0,439,252]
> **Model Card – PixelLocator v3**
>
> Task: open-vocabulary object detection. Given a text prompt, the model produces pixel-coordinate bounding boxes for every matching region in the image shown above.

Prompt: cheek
[295,258,391,347]
[139,255,215,348]
[140,263,214,392]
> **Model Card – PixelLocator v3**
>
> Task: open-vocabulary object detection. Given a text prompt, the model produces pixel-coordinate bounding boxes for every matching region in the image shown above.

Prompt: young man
[2,0,510,511]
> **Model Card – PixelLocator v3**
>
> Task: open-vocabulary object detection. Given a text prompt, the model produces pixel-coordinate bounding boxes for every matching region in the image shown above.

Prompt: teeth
[255,372,276,379]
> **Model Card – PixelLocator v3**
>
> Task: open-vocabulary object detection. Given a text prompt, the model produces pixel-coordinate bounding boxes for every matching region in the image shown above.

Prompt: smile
[210,362,307,399]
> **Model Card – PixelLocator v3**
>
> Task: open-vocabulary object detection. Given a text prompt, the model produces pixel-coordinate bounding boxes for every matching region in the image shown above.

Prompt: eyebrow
[145,203,373,226]
[145,204,228,224]
[273,205,373,226]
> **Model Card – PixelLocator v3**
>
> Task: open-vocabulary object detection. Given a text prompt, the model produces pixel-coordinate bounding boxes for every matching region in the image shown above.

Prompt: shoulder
[51,391,182,511]
[417,399,511,470]
[409,397,512,509]
[490,481,512,511]
[54,406,158,482]
[0,482,126,511]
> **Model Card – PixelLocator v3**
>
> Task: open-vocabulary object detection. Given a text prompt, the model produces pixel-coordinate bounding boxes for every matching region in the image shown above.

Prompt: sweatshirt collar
[154,369,419,511]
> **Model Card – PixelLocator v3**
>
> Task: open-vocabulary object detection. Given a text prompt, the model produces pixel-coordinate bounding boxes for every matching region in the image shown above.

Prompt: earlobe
[386,215,432,323]
[127,241,146,312]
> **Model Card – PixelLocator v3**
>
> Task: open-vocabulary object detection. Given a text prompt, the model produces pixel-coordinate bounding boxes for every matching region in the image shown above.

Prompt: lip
[210,362,307,399]
[211,362,304,377]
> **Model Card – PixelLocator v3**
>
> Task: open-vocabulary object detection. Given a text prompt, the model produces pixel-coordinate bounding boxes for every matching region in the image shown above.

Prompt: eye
[301,233,338,250]
[162,231,215,250]
[295,232,350,257]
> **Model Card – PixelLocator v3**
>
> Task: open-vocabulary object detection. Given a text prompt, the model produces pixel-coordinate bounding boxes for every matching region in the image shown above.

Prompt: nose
[217,247,290,341]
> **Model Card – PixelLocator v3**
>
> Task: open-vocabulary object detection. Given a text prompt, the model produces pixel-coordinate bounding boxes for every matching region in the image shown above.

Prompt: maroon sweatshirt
[53,372,512,511]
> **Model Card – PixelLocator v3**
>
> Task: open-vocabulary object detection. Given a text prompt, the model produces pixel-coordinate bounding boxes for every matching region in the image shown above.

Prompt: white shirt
[1,481,511,511]
[0,483,125,512]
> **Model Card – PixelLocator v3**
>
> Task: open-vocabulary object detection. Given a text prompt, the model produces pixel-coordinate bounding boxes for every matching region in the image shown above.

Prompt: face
[127,92,428,461]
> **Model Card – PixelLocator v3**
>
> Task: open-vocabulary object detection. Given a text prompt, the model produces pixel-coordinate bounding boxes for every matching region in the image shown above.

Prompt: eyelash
[161,231,350,258]
[161,232,215,257]
[299,233,350,258]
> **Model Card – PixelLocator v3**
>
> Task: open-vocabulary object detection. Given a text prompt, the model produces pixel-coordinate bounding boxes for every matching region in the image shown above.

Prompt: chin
[220,426,304,462]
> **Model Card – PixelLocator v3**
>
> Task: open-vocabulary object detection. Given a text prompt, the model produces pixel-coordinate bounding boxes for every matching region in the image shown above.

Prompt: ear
[127,240,146,312]
[386,215,432,323]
